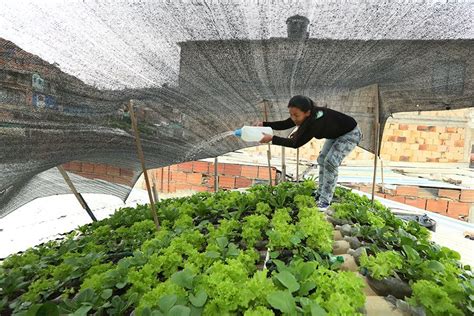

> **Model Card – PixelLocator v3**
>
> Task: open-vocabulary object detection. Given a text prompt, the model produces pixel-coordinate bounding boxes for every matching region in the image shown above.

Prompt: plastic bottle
[233,126,273,142]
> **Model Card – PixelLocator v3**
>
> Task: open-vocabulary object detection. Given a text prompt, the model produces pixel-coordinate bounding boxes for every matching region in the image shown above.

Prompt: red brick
[172,171,188,183]
[258,166,277,179]
[399,124,408,130]
[93,163,107,175]
[235,177,253,188]
[426,199,448,213]
[419,144,428,151]
[187,173,202,185]
[387,136,397,142]
[193,161,209,173]
[241,165,259,178]
[399,156,410,162]
[223,164,242,176]
[446,127,457,133]
[447,201,470,218]
[219,176,236,189]
[106,165,121,176]
[460,190,474,203]
[177,162,193,172]
[81,163,95,173]
[427,126,437,132]
[396,136,407,142]
[396,186,419,197]
[438,189,460,201]
[167,183,176,193]
[67,161,82,172]
[192,185,209,192]
[405,197,427,209]
[169,164,179,171]
[417,126,429,131]
[386,195,406,204]
[209,163,225,175]
[454,140,464,147]
[175,183,192,191]
[120,168,134,178]
[426,158,440,163]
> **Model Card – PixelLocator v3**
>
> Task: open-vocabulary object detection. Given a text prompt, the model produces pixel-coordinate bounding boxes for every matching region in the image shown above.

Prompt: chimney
[286,15,310,39]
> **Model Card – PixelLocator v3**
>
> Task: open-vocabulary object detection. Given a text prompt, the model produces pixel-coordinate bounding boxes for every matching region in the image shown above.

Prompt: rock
[348,247,366,265]
[339,223,354,236]
[327,216,351,226]
[343,236,361,249]
[339,254,358,272]
[366,275,413,299]
[364,296,404,316]
[332,240,350,255]
[333,230,343,241]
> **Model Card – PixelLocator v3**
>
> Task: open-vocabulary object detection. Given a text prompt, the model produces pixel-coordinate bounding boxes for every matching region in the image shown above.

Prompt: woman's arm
[270,131,314,148]
[263,118,295,130]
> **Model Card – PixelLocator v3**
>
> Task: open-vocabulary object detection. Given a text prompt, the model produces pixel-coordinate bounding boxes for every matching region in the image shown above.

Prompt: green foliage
[242,214,269,247]
[309,267,365,315]
[408,280,464,316]
[297,207,333,253]
[267,208,298,249]
[3,180,471,316]
[360,250,404,280]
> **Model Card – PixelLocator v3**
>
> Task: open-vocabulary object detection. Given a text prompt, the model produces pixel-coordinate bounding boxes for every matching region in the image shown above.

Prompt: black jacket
[263,107,357,148]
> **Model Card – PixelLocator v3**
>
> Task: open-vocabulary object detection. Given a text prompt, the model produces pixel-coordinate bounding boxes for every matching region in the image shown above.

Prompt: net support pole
[214,157,219,192]
[281,147,286,182]
[262,100,273,187]
[57,166,97,222]
[296,148,300,182]
[128,100,160,230]
[371,85,381,205]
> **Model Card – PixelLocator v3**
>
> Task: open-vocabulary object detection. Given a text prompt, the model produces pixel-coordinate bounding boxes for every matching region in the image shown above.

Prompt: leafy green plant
[360,250,403,280]
[408,280,463,316]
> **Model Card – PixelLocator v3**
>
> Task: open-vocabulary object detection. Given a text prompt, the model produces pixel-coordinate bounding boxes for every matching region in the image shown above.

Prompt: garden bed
[0,181,472,315]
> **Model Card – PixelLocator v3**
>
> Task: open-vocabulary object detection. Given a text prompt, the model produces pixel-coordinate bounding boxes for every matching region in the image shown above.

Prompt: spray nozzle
[234,128,242,137]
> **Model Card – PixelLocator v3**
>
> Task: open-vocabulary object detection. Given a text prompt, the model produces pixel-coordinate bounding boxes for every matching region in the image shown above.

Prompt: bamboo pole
[281,147,286,182]
[214,157,219,192]
[296,148,300,182]
[128,100,160,230]
[263,100,273,187]
[371,86,381,205]
[57,166,97,222]
[380,158,385,194]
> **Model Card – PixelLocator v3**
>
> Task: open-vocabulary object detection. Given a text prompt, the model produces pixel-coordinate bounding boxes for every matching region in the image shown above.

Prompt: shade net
[0,0,473,217]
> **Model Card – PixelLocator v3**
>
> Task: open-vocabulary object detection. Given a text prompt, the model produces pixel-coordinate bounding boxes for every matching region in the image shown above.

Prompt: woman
[257,95,361,210]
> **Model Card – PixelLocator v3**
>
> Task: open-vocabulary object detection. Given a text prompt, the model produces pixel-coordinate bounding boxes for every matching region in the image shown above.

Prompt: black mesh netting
[0,0,473,216]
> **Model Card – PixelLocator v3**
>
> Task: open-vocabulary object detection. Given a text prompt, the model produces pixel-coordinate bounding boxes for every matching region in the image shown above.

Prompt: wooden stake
[263,100,273,187]
[128,100,160,230]
[371,86,381,205]
[214,157,219,192]
[57,166,97,222]
[281,147,286,182]
[296,148,300,182]
[380,158,385,194]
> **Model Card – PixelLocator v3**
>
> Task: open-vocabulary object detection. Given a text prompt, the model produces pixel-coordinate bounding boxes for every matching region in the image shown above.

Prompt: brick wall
[349,184,473,222]
[144,161,278,193]
[62,161,135,186]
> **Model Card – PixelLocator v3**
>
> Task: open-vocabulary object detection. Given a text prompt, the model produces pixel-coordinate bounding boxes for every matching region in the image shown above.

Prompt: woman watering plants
[256,95,361,210]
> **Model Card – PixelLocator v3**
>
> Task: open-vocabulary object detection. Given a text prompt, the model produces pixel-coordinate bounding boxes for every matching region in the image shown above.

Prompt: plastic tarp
[0,0,473,216]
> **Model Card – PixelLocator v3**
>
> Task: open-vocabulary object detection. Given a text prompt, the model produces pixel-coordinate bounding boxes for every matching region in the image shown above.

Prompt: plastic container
[233,126,273,142]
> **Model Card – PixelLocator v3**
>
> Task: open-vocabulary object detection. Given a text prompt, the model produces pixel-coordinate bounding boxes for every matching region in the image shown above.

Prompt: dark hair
[288,95,314,113]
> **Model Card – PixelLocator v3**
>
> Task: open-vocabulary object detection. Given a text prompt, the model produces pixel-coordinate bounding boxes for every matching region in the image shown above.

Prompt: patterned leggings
[316,126,362,204]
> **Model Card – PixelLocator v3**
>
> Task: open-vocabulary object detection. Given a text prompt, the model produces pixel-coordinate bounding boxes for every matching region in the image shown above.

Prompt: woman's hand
[253,121,263,126]
[259,133,273,144]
